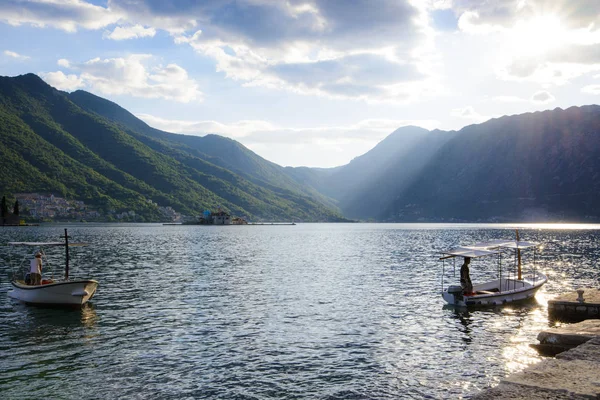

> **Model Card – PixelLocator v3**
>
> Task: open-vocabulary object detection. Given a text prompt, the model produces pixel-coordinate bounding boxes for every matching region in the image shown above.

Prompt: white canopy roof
[442,246,498,258]
[441,239,538,259]
[470,240,538,250]
[8,242,87,247]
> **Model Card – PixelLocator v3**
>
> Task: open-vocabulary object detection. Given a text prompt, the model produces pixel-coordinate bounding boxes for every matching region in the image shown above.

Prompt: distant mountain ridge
[290,105,600,222]
[0,73,346,222]
[2,73,599,223]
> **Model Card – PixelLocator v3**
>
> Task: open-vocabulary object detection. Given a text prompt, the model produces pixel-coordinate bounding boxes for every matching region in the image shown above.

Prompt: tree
[13,200,19,216]
[1,196,7,218]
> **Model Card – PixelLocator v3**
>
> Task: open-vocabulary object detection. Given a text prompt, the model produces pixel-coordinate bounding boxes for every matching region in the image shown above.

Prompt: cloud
[451,1,600,32]
[43,55,203,102]
[3,50,30,60]
[104,24,156,40]
[451,106,489,122]
[492,95,527,103]
[581,84,600,95]
[531,90,555,104]
[40,71,85,91]
[451,1,600,84]
[0,0,439,102]
[136,114,277,138]
[136,113,439,143]
[110,0,436,102]
[136,113,440,166]
[0,0,120,32]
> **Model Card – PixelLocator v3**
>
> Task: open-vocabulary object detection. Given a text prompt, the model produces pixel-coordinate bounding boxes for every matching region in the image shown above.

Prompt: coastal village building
[12,193,182,222]
[14,193,96,220]
[212,210,231,225]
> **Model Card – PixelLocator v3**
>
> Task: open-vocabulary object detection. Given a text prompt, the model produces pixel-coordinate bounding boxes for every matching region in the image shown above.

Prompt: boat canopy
[470,240,538,250]
[8,242,88,247]
[442,246,498,258]
[441,239,538,259]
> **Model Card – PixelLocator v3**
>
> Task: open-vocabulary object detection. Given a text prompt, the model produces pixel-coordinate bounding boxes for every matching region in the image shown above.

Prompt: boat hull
[442,274,547,307]
[8,280,98,306]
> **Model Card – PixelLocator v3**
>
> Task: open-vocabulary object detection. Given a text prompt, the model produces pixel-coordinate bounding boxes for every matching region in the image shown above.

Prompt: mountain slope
[286,126,456,219]
[385,106,600,221]
[0,73,345,221]
[287,105,600,222]
[67,90,340,211]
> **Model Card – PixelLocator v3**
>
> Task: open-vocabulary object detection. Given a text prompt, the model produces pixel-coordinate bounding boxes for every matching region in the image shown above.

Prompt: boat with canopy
[7,229,98,306]
[440,232,547,307]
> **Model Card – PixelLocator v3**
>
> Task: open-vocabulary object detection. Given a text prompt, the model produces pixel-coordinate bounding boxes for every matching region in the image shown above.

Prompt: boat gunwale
[10,279,99,291]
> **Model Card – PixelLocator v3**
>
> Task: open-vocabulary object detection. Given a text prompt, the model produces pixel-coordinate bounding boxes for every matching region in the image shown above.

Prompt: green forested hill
[67,90,340,211]
[0,73,346,222]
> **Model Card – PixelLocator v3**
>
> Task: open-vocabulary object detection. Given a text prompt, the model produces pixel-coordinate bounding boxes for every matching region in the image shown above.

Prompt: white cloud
[136,114,277,138]
[43,55,203,102]
[531,90,555,104]
[581,85,600,95]
[492,95,526,103]
[0,0,121,32]
[136,113,440,167]
[136,113,439,142]
[3,50,30,60]
[109,0,438,103]
[40,71,85,91]
[451,1,600,33]
[104,24,156,40]
[0,0,440,103]
[452,1,600,84]
[451,106,489,122]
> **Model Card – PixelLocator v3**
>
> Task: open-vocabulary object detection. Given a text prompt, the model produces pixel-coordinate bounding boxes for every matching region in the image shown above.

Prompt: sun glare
[510,15,565,55]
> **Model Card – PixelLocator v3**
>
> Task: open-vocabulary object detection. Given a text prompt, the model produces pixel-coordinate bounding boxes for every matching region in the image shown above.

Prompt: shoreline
[474,320,600,399]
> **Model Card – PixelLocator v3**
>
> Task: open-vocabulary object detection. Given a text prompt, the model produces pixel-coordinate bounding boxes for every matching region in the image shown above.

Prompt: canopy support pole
[441,257,445,292]
[516,229,522,280]
[63,228,70,280]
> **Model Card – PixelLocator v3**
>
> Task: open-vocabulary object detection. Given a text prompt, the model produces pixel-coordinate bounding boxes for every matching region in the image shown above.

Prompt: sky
[1,1,599,168]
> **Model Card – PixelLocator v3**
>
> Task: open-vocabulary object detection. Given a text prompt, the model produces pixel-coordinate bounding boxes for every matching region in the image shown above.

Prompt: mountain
[4,73,597,223]
[0,73,346,222]
[291,105,600,222]
[67,90,340,211]
[385,106,600,222]
[286,126,456,220]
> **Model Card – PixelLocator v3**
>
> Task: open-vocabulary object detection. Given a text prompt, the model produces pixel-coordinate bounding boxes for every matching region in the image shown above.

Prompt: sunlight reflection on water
[0,223,598,399]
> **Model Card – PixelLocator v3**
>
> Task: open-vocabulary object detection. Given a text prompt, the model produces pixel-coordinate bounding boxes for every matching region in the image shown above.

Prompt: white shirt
[30,257,42,274]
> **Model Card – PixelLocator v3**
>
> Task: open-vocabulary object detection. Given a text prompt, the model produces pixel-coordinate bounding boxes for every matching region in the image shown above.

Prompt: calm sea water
[1,223,599,399]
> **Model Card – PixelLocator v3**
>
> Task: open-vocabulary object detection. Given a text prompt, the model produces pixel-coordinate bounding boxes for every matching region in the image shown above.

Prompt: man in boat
[460,257,473,295]
[30,252,43,285]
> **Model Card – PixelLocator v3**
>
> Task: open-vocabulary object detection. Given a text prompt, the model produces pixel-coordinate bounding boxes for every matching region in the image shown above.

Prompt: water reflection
[6,302,98,343]
[445,307,474,345]
[1,223,599,399]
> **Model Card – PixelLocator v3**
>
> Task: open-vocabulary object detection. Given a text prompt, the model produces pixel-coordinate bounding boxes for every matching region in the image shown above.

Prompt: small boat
[440,232,547,307]
[7,229,98,306]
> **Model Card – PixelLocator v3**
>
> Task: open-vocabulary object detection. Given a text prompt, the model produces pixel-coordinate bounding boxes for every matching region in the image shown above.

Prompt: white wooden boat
[7,229,98,306]
[440,235,547,307]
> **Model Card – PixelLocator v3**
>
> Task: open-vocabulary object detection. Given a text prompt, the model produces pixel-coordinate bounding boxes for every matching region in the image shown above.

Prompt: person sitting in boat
[30,252,43,285]
[460,257,473,295]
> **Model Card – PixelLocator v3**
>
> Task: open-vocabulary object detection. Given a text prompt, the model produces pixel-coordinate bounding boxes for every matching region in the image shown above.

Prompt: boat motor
[447,285,464,302]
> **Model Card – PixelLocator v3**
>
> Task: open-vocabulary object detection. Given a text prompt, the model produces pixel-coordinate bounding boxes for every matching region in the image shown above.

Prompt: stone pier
[548,288,600,321]
[473,320,600,399]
